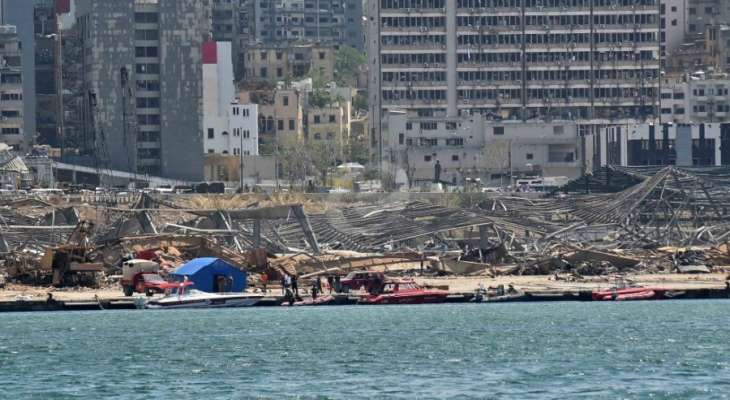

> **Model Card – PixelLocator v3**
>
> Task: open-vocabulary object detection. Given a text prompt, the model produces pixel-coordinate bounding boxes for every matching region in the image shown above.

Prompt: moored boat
[145,289,266,309]
[280,295,336,307]
[592,276,674,301]
[358,280,449,305]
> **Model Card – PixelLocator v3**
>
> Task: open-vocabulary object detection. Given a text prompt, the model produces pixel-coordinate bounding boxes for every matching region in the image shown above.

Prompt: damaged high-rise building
[368,0,662,164]
[76,0,211,181]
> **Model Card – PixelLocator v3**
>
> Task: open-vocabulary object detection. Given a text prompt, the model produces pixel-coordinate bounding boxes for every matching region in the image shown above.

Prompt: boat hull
[359,292,449,305]
[145,294,263,309]
[592,287,671,301]
[281,295,336,307]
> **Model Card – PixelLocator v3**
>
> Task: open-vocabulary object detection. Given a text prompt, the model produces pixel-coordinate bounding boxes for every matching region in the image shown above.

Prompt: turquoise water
[1,301,729,399]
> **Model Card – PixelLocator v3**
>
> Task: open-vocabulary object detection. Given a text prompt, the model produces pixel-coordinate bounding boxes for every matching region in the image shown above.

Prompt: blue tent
[170,258,247,293]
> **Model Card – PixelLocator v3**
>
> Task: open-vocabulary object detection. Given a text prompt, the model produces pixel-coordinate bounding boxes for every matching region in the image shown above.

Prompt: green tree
[334,45,366,86]
[353,94,368,112]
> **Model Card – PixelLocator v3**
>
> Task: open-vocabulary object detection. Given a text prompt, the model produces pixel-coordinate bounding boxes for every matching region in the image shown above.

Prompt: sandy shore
[1,273,728,302]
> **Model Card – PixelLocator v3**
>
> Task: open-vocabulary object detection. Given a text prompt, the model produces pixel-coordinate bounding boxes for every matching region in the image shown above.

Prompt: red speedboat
[592,287,663,301]
[592,276,674,301]
[358,280,449,305]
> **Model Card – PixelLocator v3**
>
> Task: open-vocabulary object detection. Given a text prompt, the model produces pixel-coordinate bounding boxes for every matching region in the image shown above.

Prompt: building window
[420,122,437,130]
[222,131,229,136]
[329,115,336,123]
[277,68,283,78]
[243,130,250,138]
[314,115,321,123]
[553,126,564,135]
[208,149,214,153]
[398,133,404,145]
[283,96,289,106]
[208,128,214,139]
[289,119,295,130]
[278,120,284,130]
[526,153,533,160]
[424,155,432,162]
[494,126,504,135]
[260,51,267,59]
[260,67,267,77]
[406,122,412,130]
[319,52,326,60]
[314,133,321,139]
[452,154,459,161]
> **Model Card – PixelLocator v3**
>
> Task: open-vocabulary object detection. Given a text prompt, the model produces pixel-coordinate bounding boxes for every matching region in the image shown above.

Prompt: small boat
[280,295,336,307]
[473,285,526,303]
[145,288,265,309]
[358,280,449,305]
[592,276,672,301]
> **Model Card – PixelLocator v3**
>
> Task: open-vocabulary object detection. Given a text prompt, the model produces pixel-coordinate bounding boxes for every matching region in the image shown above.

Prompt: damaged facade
[76,0,210,180]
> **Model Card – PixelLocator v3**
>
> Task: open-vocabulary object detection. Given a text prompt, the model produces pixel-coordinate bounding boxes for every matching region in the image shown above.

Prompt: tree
[334,45,366,87]
[345,138,369,165]
[353,94,368,112]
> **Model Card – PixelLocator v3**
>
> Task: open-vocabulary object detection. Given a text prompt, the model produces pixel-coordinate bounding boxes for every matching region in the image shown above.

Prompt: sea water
[1,301,729,399]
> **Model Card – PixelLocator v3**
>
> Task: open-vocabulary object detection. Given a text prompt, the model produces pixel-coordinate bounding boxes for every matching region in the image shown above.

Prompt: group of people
[258,271,348,304]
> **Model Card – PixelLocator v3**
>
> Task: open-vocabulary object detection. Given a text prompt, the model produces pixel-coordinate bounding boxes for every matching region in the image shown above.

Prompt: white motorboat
[144,289,266,309]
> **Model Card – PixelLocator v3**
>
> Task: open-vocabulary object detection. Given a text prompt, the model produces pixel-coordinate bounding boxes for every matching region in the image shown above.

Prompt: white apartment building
[660,73,730,123]
[384,109,585,187]
[368,0,661,167]
[203,41,259,157]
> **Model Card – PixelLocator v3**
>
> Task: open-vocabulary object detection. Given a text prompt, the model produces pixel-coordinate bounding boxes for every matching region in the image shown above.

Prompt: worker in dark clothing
[311,281,319,300]
[327,276,334,293]
[334,275,341,293]
[315,277,323,295]
[434,160,442,183]
[292,275,301,301]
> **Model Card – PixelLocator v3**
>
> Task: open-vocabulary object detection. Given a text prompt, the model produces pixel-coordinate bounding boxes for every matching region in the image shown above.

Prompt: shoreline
[2,273,728,312]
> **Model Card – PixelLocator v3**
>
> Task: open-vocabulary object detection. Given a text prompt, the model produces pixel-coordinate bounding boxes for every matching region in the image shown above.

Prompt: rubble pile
[3,165,730,291]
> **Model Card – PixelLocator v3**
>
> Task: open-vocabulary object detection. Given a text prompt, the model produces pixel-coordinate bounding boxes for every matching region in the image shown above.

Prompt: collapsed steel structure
[3,166,730,269]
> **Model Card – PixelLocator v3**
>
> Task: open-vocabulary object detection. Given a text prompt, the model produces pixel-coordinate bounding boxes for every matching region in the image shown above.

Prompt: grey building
[0,25,24,148]
[212,0,363,79]
[687,0,728,34]
[77,0,210,181]
[0,0,36,149]
[368,0,662,165]
[253,0,363,50]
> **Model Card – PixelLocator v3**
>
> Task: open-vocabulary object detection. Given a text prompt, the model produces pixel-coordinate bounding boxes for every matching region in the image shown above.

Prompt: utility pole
[239,127,244,191]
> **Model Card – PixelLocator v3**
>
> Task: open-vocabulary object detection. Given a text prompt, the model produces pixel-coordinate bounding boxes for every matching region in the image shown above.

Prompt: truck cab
[121,259,162,296]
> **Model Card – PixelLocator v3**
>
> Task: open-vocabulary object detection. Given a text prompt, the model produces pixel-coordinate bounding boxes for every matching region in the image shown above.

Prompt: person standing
[311,281,319,300]
[291,275,299,300]
[327,276,334,293]
[260,271,269,293]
